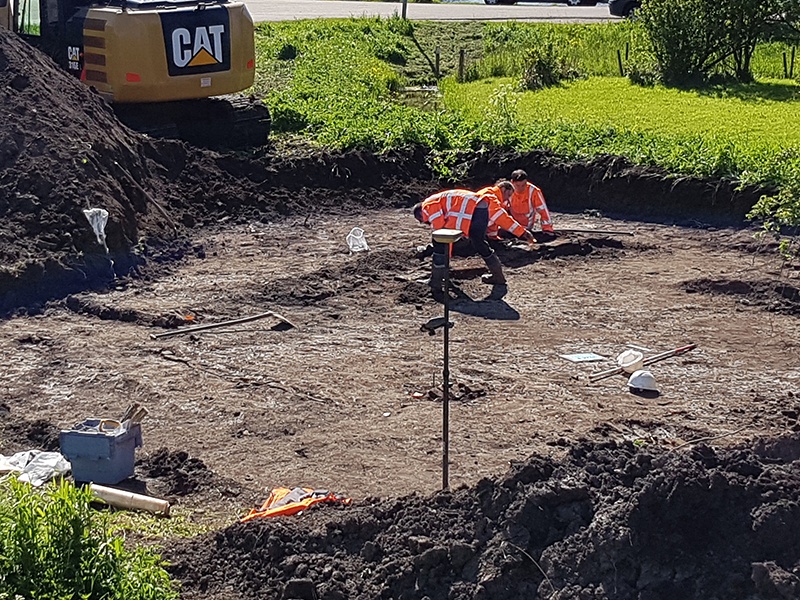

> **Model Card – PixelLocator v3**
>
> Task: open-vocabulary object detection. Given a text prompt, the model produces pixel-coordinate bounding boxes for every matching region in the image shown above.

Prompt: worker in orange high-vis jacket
[412,188,511,291]
[508,169,556,241]
[480,180,537,244]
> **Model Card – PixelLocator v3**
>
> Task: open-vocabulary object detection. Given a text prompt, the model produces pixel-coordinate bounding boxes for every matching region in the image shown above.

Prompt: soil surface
[2,25,800,600]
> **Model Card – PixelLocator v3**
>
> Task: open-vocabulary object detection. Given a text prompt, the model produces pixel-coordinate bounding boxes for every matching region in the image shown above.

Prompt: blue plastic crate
[60,419,143,485]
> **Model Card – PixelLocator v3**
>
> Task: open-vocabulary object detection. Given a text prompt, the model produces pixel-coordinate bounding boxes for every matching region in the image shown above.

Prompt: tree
[637,0,800,84]
[638,0,729,84]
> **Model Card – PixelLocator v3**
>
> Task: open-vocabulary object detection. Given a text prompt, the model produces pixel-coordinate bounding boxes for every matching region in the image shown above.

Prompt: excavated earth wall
[0,28,768,315]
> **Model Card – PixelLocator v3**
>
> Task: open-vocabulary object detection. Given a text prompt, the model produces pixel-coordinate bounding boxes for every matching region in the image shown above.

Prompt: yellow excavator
[0,0,270,147]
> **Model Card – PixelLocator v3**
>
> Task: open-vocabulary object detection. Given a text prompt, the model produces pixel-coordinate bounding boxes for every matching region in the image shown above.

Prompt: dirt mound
[0,403,60,453]
[0,26,181,303]
[137,448,247,499]
[683,277,800,315]
[166,435,800,600]
[0,28,435,315]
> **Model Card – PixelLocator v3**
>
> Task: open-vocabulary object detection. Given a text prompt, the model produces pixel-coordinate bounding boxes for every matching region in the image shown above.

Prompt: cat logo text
[171,25,225,68]
[161,7,231,77]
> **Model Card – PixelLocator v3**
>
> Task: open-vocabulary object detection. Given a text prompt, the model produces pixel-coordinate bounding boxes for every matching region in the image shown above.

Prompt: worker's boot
[480,253,507,285]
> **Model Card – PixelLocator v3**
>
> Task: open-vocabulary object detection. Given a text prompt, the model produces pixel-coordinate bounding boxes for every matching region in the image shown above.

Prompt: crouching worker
[479,180,536,248]
[412,189,512,293]
[509,169,556,242]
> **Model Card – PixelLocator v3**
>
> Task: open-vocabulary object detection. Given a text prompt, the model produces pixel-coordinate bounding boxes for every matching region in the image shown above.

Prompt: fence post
[625,42,629,62]
[402,0,407,20]
[435,46,441,80]
[617,49,624,77]
[791,47,796,79]
[784,52,788,78]
[458,49,465,82]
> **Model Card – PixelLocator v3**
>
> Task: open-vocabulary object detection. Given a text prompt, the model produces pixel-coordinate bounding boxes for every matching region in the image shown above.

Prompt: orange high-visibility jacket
[510,182,554,232]
[477,186,527,240]
[241,487,352,522]
[419,189,483,238]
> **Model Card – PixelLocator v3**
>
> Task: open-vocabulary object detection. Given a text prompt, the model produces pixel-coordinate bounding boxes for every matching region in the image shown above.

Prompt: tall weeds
[0,477,177,600]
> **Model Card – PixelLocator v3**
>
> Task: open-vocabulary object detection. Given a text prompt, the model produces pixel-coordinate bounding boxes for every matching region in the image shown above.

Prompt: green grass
[441,75,800,187]
[0,477,178,600]
[109,506,214,541]
[252,18,800,223]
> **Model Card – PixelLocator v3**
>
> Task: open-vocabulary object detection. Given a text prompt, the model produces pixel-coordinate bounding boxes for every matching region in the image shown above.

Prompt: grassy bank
[253,18,800,223]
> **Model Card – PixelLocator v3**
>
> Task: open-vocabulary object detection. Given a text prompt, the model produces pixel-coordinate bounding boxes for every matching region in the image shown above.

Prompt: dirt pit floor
[6,22,800,599]
[3,207,800,599]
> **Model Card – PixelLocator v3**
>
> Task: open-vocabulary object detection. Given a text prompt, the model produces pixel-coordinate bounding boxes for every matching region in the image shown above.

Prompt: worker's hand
[521,230,536,243]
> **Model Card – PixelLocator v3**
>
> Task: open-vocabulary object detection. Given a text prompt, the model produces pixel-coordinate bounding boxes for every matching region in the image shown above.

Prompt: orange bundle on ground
[241,487,351,522]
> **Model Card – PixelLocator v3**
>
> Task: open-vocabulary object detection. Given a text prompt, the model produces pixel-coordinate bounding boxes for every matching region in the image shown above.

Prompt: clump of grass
[0,477,178,600]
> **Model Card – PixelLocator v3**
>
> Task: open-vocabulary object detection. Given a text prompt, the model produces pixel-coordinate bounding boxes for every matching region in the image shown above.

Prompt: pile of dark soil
[0,28,433,314]
[684,278,800,316]
[0,402,60,453]
[137,448,251,501]
[167,435,800,600]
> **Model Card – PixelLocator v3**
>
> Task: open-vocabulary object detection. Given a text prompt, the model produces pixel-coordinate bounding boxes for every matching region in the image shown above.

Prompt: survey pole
[432,228,463,490]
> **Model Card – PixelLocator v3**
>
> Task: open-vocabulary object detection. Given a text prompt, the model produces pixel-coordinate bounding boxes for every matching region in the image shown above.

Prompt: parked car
[484,0,597,5]
[609,0,640,17]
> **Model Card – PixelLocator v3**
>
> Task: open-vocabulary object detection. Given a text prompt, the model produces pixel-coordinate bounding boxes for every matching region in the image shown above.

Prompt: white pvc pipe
[90,484,170,516]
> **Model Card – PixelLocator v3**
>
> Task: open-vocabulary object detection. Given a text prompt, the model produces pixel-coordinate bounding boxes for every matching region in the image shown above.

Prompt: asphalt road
[246,0,616,23]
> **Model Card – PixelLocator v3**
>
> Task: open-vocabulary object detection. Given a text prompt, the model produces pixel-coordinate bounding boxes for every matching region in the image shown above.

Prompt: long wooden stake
[150,311,295,339]
[589,344,696,383]
[556,228,635,237]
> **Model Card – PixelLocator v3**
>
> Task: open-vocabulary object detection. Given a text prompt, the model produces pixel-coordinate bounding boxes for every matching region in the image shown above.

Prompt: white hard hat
[616,350,644,374]
[628,370,658,392]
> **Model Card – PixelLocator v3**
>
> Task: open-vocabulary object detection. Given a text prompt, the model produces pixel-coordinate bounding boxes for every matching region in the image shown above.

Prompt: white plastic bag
[346,227,370,252]
[83,208,109,250]
[0,450,72,486]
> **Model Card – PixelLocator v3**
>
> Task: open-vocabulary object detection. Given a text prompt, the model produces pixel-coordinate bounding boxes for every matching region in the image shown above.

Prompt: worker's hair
[510,169,528,182]
[494,179,513,192]
[412,203,424,222]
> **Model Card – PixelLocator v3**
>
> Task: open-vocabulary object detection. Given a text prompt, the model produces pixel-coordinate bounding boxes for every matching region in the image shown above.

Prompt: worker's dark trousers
[432,206,492,268]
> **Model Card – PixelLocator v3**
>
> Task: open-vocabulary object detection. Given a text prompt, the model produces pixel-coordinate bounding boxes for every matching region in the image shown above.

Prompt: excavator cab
[3,0,269,147]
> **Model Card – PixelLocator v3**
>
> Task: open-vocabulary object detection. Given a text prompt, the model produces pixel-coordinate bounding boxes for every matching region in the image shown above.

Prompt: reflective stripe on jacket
[477,186,527,240]
[510,182,553,232]
[419,189,482,237]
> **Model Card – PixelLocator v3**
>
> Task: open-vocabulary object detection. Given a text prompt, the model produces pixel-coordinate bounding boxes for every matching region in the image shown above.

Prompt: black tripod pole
[442,246,451,491]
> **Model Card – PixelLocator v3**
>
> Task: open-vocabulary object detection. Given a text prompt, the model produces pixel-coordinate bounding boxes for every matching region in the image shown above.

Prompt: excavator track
[114,95,271,150]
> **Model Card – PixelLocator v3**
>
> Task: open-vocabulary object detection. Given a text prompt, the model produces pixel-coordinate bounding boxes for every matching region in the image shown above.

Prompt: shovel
[589,343,697,383]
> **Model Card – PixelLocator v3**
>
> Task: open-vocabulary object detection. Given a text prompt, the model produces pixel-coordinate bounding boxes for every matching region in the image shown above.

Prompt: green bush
[638,0,792,84]
[0,477,177,600]
[638,0,729,84]
[519,43,582,90]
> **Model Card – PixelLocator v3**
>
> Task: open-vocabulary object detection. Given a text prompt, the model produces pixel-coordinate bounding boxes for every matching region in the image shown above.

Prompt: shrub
[519,43,581,90]
[0,477,177,600]
[638,0,792,84]
[638,0,729,85]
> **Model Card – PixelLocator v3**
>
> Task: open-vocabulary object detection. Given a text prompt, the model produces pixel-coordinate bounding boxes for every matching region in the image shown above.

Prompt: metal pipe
[150,311,294,339]
[442,249,451,491]
[555,228,635,236]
